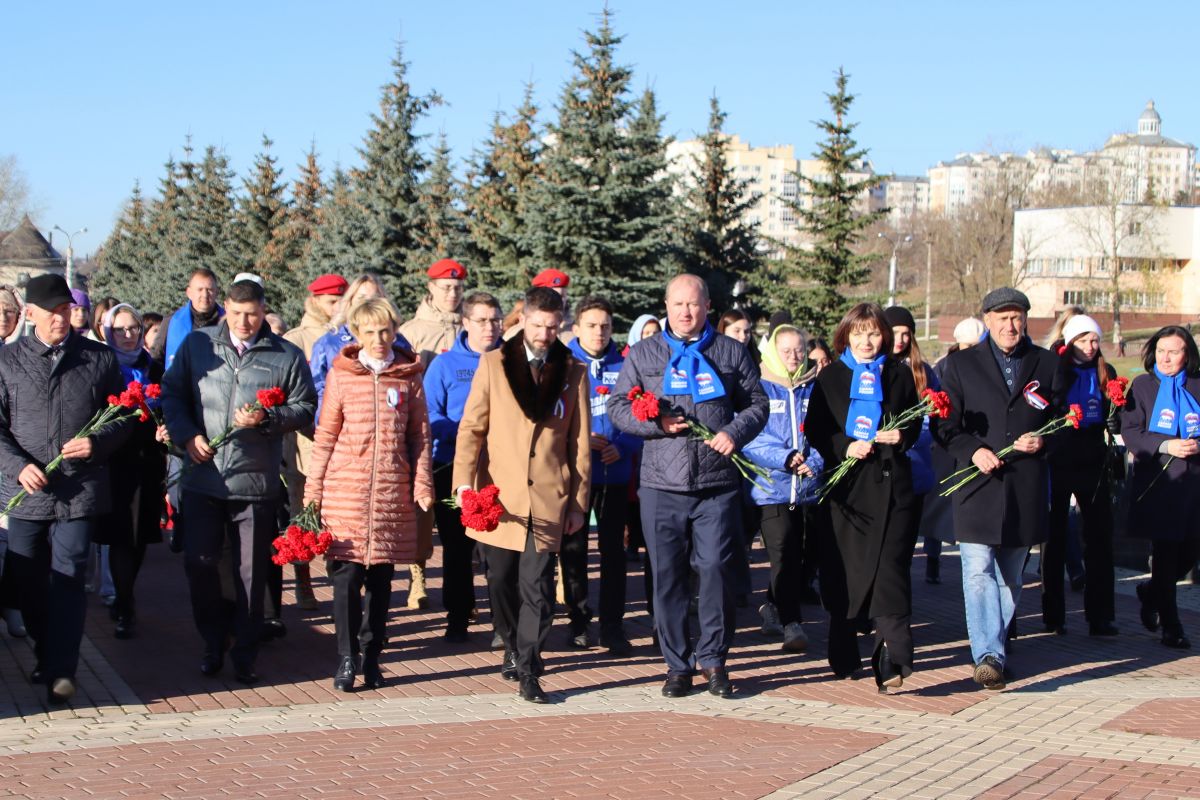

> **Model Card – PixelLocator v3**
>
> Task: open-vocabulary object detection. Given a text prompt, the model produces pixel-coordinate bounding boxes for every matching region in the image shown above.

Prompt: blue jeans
[960,542,1028,666]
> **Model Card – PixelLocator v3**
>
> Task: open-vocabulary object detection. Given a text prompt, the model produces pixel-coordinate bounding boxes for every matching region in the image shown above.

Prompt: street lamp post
[924,237,934,340]
[878,231,912,308]
[53,225,88,290]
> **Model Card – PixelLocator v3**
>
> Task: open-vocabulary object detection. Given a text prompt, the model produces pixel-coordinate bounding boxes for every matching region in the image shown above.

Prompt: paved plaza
[1,540,1198,799]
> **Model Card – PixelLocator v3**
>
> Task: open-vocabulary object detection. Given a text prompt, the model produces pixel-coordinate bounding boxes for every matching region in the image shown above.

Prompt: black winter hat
[883,305,916,331]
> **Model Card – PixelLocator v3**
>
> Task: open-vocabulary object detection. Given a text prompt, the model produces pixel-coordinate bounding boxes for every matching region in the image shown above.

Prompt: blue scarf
[663,324,726,403]
[840,349,886,441]
[1150,366,1200,438]
[1066,362,1104,427]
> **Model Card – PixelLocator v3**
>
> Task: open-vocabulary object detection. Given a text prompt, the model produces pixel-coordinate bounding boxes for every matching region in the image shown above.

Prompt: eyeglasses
[467,317,503,327]
[113,325,142,336]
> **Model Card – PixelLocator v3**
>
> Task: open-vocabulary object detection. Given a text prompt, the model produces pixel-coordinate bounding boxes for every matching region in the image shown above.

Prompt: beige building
[0,215,65,288]
[666,134,880,255]
[879,175,929,221]
[1012,205,1199,328]
[1101,101,1196,203]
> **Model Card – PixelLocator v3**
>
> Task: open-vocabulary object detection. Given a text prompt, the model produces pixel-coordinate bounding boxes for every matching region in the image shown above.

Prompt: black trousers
[107,539,147,620]
[329,560,394,659]
[181,492,274,669]
[6,517,93,680]
[433,466,476,629]
[560,482,631,637]
[759,503,804,625]
[1151,538,1200,636]
[0,544,20,612]
[483,525,556,678]
[1043,461,1115,627]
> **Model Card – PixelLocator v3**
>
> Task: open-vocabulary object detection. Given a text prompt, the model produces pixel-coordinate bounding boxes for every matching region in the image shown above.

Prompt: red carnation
[256,386,286,409]
[107,394,120,405]
[627,386,661,422]
[145,383,162,400]
[596,386,610,396]
[921,388,953,419]
[1056,345,1068,356]
[1105,376,1130,408]
[1066,404,1083,429]
[455,484,504,532]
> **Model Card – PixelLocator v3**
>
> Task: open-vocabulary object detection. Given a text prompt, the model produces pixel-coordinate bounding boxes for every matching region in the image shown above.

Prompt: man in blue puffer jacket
[744,325,825,654]
[563,296,641,656]
[423,292,503,641]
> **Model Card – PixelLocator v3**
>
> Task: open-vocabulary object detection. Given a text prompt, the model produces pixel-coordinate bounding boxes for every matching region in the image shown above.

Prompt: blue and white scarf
[840,349,886,441]
[1066,363,1104,427]
[663,324,726,403]
[1150,366,1200,438]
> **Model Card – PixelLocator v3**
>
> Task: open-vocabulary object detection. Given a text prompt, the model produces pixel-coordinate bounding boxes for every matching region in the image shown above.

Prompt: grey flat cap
[981,287,1030,313]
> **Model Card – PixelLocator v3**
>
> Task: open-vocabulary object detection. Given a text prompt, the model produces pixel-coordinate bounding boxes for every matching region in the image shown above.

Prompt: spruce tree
[93,181,156,308]
[773,68,884,337]
[464,84,543,304]
[236,135,290,304]
[179,145,242,283]
[676,95,763,315]
[304,167,375,285]
[352,41,441,308]
[521,9,676,326]
[142,153,194,313]
[412,133,474,279]
[273,143,327,322]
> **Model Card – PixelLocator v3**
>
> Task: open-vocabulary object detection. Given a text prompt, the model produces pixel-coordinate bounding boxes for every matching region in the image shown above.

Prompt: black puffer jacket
[609,330,768,492]
[0,332,132,520]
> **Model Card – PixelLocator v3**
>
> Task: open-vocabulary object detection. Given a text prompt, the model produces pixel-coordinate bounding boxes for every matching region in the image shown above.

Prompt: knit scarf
[1150,365,1200,438]
[1066,362,1103,427]
[840,349,886,441]
[663,323,726,403]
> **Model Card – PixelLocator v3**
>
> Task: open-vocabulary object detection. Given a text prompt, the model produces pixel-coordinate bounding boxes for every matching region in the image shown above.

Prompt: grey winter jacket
[162,321,317,502]
[608,330,768,492]
[0,332,132,520]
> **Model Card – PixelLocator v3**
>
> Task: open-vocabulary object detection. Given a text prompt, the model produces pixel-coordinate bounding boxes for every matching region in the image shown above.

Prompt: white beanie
[1061,314,1102,346]
[952,317,986,345]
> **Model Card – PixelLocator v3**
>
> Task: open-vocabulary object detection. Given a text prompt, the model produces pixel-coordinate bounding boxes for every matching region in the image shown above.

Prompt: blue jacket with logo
[743,371,825,506]
[569,338,640,485]
[424,331,492,465]
[310,324,410,417]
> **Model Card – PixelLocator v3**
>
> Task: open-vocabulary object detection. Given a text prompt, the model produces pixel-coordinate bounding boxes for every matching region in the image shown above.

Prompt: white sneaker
[782,621,808,653]
[759,603,783,637]
[3,608,26,638]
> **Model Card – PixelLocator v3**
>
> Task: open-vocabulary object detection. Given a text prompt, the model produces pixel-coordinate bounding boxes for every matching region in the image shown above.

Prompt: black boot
[333,656,356,692]
[361,651,384,689]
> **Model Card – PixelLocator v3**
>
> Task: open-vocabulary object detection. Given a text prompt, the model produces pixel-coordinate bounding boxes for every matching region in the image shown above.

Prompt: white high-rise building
[1101,101,1196,203]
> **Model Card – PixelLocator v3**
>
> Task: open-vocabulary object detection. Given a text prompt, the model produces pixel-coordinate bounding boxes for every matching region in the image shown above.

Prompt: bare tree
[0,155,34,230]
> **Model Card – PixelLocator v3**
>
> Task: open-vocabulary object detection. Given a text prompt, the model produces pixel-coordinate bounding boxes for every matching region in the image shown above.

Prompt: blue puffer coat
[569,338,640,485]
[744,371,825,506]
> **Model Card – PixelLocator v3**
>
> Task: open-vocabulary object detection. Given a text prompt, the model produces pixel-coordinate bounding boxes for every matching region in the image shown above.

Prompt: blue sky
[3,1,1196,257]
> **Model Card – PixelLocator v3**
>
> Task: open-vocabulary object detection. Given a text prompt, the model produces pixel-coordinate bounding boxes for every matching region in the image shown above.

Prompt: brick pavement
[1,537,1199,799]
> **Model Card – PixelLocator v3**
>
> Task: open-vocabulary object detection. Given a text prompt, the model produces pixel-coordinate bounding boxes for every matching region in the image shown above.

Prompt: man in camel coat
[453,285,591,704]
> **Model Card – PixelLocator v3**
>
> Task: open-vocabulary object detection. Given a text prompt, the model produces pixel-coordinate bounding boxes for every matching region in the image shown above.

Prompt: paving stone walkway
[1,537,1197,799]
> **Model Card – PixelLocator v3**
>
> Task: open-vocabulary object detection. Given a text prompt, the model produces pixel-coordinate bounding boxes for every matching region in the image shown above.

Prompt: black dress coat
[806,359,922,619]
[1120,371,1200,543]
[931,340,1061,548]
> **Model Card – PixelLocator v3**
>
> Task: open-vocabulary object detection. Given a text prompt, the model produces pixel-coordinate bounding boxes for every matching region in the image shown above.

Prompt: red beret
[308,274,348,296]
[427,258,467,281]
[532,268,569,288]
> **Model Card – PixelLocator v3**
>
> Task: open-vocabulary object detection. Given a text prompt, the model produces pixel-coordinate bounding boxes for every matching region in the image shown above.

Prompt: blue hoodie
[423,330,492,465]
[569,338,640,485]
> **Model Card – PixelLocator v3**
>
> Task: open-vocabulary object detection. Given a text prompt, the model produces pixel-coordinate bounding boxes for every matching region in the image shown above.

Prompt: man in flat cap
[932,287,1062,691]
[280,273,347,611]
[0,274,133,704]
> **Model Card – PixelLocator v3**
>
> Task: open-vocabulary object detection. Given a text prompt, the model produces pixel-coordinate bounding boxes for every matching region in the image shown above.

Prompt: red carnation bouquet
[817,388,953,503]
[208,387,286,451]
[940,404,1083,497]
[626,386,772,488]
[1105,376,1130,420]
[272,501,334,565]
[442,484,505,532]
[3,380,155,516]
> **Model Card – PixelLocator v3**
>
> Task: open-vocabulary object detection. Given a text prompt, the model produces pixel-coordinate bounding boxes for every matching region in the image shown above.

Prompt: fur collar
[500,335,570,422]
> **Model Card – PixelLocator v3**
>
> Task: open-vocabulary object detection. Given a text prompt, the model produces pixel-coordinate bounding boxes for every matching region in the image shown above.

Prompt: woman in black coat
[93,304,168,639]
[1121,326,1200,649]
[1043,314,1120,636]
[806,303,922,690]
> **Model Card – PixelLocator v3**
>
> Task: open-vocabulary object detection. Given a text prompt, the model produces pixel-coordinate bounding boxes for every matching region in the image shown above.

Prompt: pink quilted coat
[305,344,434,565]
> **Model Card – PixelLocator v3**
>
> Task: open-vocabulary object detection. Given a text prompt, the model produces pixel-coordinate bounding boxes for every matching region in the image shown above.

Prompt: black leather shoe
[501,650,519,681]
[1137,582,1159,632]
[260,619,287,642]
[490,631,505,651]
[333,656,356,692]
[1162,631,1191,649]
[701,667,734,698]
[200,654,223,677]
[48,677,75,705]
[362,655,384,689]
[1089,621,1119,637]
[600,633,632,657]
[567,629,589,649]
[233,665,258,685]
[114,616,135,640]
[444,625,469,643]
[1044,623,1067,636]
[872,643,903,691]
[518,676,548,703]
[661,673,693,698]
